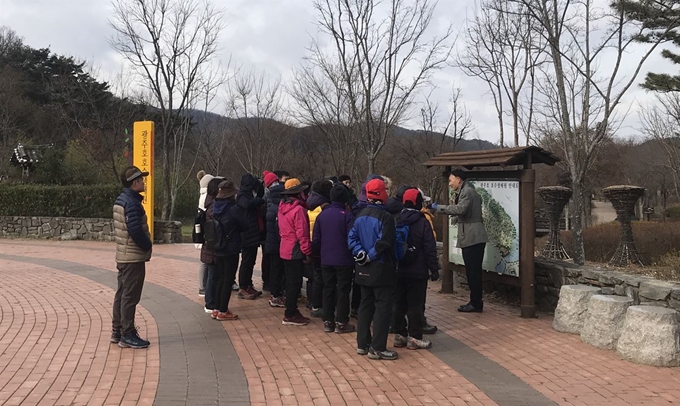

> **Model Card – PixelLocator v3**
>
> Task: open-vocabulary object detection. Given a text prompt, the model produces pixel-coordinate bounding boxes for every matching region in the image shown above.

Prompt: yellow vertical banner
[133,121,154,238]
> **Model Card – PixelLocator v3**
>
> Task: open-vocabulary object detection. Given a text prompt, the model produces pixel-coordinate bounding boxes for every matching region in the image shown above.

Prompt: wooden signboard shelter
[424,146,559,318]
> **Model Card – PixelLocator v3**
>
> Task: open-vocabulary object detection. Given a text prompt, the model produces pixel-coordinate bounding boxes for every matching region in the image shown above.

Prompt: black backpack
[192,208,206,244]
[396,219,419,266]
[203,215,235,252]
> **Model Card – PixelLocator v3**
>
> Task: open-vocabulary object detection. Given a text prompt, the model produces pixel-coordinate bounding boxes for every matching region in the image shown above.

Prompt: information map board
[448,180,520,277]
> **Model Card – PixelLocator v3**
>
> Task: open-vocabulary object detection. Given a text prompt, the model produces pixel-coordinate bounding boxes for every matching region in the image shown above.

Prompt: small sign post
[133,121,154,237]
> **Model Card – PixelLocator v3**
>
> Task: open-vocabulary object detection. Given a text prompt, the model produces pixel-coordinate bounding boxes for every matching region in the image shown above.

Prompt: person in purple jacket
[312,183,357,334]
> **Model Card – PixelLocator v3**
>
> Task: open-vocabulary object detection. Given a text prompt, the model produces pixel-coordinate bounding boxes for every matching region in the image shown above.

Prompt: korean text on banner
[133,121,154,238]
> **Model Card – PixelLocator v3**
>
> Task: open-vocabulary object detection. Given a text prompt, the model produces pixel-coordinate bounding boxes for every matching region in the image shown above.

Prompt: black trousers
[215,254,239,312]
[268,253,285,298]
[321,266,353,324]
[204,263,218,310]
[261,244,270,286]
[462,242,486,309]
[311,262,323,309]
[239,246,258,288]
[283,259,304,317]
[392,278,428,339]
[112,262,146,335]
[351,278,361,311]
[357,285,394,352]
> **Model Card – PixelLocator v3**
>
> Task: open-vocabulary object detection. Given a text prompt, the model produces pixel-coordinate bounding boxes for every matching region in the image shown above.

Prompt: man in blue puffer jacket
[111,166,153,349]
[348,178,397,361]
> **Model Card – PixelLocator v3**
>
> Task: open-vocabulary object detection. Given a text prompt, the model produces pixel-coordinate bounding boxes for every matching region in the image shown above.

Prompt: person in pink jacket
[278,178,312,326]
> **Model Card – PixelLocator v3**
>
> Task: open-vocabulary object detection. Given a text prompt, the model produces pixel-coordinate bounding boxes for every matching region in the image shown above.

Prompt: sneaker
[110,329,121,344]
[323,321,336,332]
[216,311,238,321]
[310,308,323,318]
[407,337,432,350]
[118,330,150,349]
[198,289,205,297]
[211,310,219,319]
[423,322,438,335]
[247,286,263,297]
[269,295,285,308]
[367,348,398,360]
[204,307,213,313]
[282,310,310,326]
[350,308,358,319]
[357,346,369,355]
[238,289,257,300]
[334,322,356,334]
[232,283,240,291]
[393,334,408,348]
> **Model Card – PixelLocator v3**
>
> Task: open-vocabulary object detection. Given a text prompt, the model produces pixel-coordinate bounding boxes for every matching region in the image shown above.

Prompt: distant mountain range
[187,109,498,152]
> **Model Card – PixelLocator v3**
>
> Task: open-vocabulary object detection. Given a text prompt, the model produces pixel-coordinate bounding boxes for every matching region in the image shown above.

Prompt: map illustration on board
[448,180,520,277]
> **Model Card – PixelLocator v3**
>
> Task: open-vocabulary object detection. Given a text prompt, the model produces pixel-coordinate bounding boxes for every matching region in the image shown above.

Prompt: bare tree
[458,0,544,147]
[515,0,677,264]
[305,0,454,175]
[225,71,290,176]
[109,0,223,220]
[640,93,680,202]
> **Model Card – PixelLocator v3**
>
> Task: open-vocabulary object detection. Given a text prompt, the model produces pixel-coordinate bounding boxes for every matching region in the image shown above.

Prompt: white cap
[418,188,431,203]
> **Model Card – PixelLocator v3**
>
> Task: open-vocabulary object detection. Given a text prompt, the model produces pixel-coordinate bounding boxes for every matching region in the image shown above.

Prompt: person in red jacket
[278,178,312,326]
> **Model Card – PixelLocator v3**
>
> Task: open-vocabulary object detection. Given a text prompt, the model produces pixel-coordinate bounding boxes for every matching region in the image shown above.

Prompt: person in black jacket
[392,189,440,350]
[385,184,414,215]
[264,173,287,307]
[236,173,266,299]
[201,177,223,314]
[213,181,249,320]
[348,179,398,361]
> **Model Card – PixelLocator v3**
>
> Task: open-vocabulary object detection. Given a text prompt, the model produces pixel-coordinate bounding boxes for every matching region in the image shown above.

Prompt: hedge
[0,184,122,218]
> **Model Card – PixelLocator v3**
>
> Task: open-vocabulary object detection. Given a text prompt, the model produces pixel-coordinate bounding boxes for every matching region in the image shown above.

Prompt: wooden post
[440,213,453,293]
[519,168,536,318]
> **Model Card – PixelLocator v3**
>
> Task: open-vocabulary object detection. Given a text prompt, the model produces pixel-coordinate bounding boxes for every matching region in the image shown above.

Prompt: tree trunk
[571,181,586,265]
[368,154,376,176]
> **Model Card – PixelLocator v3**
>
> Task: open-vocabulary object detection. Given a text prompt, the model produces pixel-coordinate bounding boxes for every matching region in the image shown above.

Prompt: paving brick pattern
[2,240,680,406]
[0,259,159,406]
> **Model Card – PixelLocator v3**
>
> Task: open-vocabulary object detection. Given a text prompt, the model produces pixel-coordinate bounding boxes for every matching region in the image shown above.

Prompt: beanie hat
[330,184,351,204]
[403,188,423,210]
[284,178,301,189]
[198,170,214,188]
[366,178,388,203]
[312,179,334,201]
[263,170,279,188]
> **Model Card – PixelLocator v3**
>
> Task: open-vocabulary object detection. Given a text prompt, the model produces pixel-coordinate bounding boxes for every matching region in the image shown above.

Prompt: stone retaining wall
[535,258,680,312]
[0,216,182,244]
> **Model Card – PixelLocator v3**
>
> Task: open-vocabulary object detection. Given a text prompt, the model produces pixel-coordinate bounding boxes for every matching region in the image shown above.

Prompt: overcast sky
[1,0,676,144]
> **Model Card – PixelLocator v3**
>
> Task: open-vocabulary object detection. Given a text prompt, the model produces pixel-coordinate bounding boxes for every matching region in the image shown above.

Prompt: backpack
[192,208,206,244]
[203,215,235,252]
[395,222,419,265]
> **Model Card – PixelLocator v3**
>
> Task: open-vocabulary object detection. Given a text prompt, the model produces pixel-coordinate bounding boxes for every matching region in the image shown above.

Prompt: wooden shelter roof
[423,146,559,169]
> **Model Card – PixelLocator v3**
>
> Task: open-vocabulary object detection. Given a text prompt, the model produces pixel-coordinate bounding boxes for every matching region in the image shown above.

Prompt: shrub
[0,184,121,218]
[665,205,680,220]
[538,221,680,265]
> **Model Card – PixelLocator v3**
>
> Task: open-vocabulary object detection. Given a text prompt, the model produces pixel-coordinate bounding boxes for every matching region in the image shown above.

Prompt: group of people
[192,168,487,360]
[108,164,488,359]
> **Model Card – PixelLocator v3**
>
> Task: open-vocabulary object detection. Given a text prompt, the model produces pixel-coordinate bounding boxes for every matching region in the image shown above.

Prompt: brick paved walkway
[1,240,679,405]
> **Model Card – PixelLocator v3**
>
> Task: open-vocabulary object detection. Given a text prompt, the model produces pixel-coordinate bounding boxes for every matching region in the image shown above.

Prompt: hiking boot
[334,322,356,334]
[211,310,219,319]
[110,329,121,344]
[357,346,369,355]
[350,308,358,319]
[118,330,150,349]
[458,304,483,313]
[269,295,285,308]
[198,289,205,297]
[393,334,408,348]
[232,283,239,291]
[310,308,323,318]
[324,321,336,332]
[282,310,310,326]
[407,337,432,350]
[216,311,238,321]
[423,322,438,335]
[367,348,398,360]
[238,289,257,300]
[246,286,263,297]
